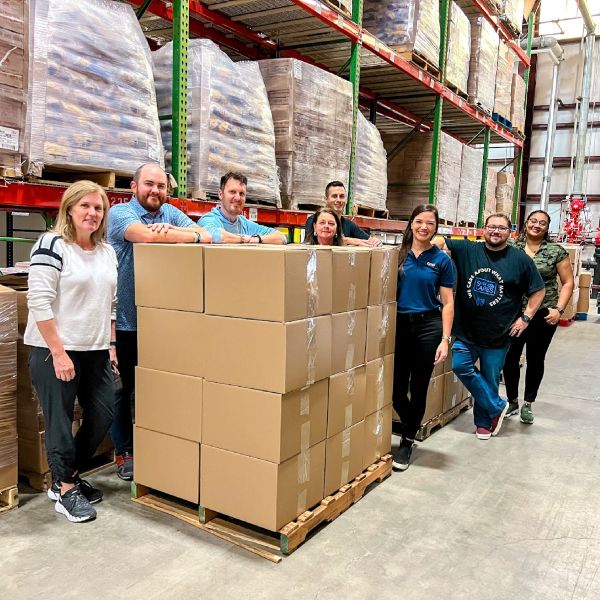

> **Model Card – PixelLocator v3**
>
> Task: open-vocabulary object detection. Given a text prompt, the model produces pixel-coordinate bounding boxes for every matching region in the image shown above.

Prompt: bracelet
[553,306,565,315]
[193,231,201,244]
[255,234,262,244]
[441,335,452,343]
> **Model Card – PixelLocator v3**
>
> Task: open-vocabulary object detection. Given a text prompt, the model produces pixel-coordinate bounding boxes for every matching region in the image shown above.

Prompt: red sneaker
[475,427,491,440]
[491,402,509,437]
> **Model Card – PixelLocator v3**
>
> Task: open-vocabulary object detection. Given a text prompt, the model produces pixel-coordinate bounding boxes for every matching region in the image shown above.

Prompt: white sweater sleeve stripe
[27,234,63,322]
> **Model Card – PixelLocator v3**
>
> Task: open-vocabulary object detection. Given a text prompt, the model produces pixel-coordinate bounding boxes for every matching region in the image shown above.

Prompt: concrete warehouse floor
[2,313,600,600]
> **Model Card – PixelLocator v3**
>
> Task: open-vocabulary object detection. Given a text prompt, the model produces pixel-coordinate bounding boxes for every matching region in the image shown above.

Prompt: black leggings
[503,308,558,403]
[29,346,115,483]
[392,310,442,440]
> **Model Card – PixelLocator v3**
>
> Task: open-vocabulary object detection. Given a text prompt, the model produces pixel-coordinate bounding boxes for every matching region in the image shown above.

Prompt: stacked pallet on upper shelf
[510,73,526,135]
[457,145,484,226]
[467,16,499,115]
[485,167,498,221]
[495,171,515,215]
[494,43,516,123]
[502,0,525,36]
[0,0,28,178]
[445,1,471,97]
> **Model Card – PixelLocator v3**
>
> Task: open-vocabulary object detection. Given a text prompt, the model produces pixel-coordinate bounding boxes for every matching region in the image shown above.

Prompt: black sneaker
[47,478,103,504]
[54,486,97,523]
[392,441,414,471]
[116,453,133,481]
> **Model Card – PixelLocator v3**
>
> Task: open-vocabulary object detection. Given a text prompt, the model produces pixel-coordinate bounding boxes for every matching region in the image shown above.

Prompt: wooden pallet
[511,126,525,138]
[399,51,441,79]
[0,486,19,514]
[323,0,351,18]
[439,218,457,226]
[416,396,473,441]
[492,113,513,130]
[444,81,468,100]
[457,221,477,228]
[353,205,389,219]
[132,455,392,561]
[0,165,21,178]
[470,101,492,117]
[27,167,132,189]
[296,203,324,213]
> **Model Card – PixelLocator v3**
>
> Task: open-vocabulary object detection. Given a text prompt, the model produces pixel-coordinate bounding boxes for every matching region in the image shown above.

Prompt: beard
[485,235,507,248]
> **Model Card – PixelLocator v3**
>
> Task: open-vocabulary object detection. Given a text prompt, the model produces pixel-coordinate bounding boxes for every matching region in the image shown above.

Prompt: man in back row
[304,181,383,246]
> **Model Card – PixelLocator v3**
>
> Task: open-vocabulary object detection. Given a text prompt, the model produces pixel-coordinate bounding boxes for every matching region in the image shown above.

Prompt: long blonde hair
[52,180,109,245]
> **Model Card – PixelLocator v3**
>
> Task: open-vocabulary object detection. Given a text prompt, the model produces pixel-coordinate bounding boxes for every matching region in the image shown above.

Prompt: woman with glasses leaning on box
[24,180,118,523]
[502,210,574,425]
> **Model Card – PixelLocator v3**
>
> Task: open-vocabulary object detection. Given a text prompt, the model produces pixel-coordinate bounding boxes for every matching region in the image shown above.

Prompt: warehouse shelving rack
[0,0,534,265]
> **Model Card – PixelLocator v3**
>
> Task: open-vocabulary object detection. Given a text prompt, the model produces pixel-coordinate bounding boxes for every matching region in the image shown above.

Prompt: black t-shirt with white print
[446,239,545,348]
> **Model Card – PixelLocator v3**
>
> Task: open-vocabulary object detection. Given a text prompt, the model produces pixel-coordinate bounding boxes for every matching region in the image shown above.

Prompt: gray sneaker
[520,403,534,424]
[54,486,97,523]
[506,400,519,417]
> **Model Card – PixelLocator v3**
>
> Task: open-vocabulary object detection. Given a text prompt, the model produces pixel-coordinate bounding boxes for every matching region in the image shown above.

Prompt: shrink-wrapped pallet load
[445,2,470,95]
[0,0,28,177]
[362,0,440,68]
[352,112,387,212]
[26,0,163,177]
[510,73,526,134]
[386,131,461,223]
[502,0,524,35]
[494,44,515,119]
[495,171,515,215]
[467,17,499,114]
[457,145,483,225]
[485,167,498,220]
[259,59,353,209]
[155,40,280,205]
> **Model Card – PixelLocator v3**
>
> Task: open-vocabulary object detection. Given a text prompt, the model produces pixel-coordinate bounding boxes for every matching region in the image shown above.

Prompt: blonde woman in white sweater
[25,180,118,523]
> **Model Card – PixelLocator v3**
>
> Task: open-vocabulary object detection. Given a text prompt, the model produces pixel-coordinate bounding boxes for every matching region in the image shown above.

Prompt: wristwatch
[553,306,565,315]
[521,314,531,324]
[441,335,452,343]
[193,231,202,244]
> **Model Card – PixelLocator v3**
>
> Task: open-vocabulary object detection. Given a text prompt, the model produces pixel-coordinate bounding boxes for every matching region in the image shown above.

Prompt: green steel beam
[346,0,363,215]
[172,0,189,196]
[136,0,152,20]
[438,0,450,80]
[512,10,535,224]
[477,128,491,228]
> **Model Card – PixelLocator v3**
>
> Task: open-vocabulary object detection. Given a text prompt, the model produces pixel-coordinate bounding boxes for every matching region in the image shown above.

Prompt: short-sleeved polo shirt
[304,214,369,241]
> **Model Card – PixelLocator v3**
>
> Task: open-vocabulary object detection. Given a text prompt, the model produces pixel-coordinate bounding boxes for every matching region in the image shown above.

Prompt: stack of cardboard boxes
[576,271,592,317]
[0,285,18,494]
[134,244,398,532]
[560,244,583,321]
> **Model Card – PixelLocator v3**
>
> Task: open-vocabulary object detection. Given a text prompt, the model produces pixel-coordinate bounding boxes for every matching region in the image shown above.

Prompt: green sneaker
[506,400,519,417]
[520,403,534,424]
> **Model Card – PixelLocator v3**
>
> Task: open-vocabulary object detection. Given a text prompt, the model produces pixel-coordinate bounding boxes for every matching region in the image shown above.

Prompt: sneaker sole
[392,461,409,471]
[491,403,509,437]
[506,408,519,417]
[48,488,102,505]
[475,432,491,440]
[117,472,133,482]
[520,418,534,424]
[54,500,96,523]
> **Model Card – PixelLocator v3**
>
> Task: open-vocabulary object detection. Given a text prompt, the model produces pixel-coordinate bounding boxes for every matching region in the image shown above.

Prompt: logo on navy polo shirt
[466,267,504,307]
[426,261,438,270]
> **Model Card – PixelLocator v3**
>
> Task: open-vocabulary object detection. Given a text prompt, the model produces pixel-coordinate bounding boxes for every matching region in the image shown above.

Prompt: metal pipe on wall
[540,61,560,211]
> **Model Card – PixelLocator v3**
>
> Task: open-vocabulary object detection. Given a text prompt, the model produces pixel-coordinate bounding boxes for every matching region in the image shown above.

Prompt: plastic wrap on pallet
[494,44,515,119]
[445,2,470,94]
[457,145,483,225]
[155,40,280,205]
[510,73,526,134]
[25,0,163,177]
[259,58,353,209]
[485,167,498,221]
[502,0,524,35]
[437,133,462,224]
[352,112,387,211]
[363,0,440,68]
[467,16,499,114]
[0,341,17,472]
[495,171,515,215]
[0,287,18,344]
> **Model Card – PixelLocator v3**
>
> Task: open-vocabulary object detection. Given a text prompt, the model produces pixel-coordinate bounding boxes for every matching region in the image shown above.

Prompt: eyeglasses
[485,225,510,232]
[528,218,548,227]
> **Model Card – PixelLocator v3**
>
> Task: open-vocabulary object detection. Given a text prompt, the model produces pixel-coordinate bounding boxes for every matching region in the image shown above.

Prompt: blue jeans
[452,339,508,429]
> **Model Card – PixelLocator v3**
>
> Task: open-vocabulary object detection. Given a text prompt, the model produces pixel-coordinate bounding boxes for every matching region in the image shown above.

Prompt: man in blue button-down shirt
[107,163,211,481]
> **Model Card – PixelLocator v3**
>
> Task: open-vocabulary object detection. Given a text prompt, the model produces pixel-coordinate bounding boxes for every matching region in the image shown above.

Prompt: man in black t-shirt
[435,213,545,440]
[304,181,383,246]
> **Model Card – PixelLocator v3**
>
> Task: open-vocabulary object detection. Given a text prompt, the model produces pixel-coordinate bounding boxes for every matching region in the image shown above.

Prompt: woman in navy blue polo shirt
[393,204,455,471]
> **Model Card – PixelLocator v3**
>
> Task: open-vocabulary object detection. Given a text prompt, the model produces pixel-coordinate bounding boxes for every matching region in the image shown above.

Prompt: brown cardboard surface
[200,441,326,532]
[368,247,399,305]
[202,379,328,463]
[365,354,394,416]
[331,248,371,313]
[138,309,332,393]
[576,289,590,314]
[0,285,18,343]
[18,429,48,474]
[366,303,397,362]
[331,309,367,374]
[0,463,17,491]
[135,367,202,442]
[324,420,365,497]
[204,245,332,321]
[134,426,200,504]
[134,244,204,312]
[328,367,366,437]
[422,375,444,424]
[363,404,392,470]
[579,272,592,288]
[443,371,464,414]
[432,351,452,378]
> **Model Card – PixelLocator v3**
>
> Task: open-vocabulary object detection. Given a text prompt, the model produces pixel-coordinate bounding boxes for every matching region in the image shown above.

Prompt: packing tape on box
[347,283,357,312]
[300,421,311,451]
[345,344,355,372]
[340,461,350,489]
[376,360,385,411]
[297,449,310,514]
[306,250,319,317]
[299,387,310,416]
[378,304,390,354]
[345,368,356,396]
[380,250,391,303]
[375,410,384,445]
[342,428,351,458]
[306,318,317,385]
[344,404,353,430]
[345,312,356,370]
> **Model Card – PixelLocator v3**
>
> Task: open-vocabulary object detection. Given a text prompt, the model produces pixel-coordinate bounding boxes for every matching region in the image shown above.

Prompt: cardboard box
[364,354,394,416]
[368,247,399,305]
[366,303,397,362]
[200,441,326,531]
[134,244,204,313]
[135,367,202,442]
[422,375,444,424]
[363,404,392,470]
[576,288,590,314]
[324,420,365,497]
[202,379,328,463]
[431,351,453,379]
[579,271,592,288]
[134,426,200,504]
[137,308,332,393]
[17,429,48,474]
[332,248,371,313]
[0,464,17,491]
[0,285,18,342]
[331,309,367,374]
[204,245,332,321]
[443,371,464,414]
[328,367,367,437]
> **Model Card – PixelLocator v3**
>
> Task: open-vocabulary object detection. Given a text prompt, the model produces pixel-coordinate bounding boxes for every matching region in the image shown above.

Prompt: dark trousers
[392,310,442,440]
[109,330,137,456]
[503,308,558,403]
[29,346,115,483]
